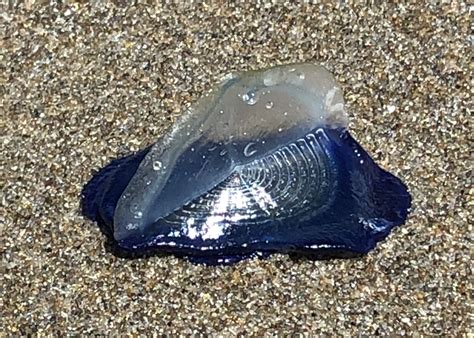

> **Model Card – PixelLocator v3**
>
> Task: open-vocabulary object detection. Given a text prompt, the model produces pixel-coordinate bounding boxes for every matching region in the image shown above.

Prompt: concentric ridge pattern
[160,129,337,239]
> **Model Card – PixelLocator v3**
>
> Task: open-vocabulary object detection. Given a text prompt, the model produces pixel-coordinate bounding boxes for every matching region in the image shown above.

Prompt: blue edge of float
[81,128,411,265]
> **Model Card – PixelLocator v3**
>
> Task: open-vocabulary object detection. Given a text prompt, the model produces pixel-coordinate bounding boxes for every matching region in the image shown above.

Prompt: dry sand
[1,2,471,335]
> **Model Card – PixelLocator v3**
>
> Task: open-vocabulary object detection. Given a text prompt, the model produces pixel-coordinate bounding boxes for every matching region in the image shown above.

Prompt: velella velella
[81,63,411,265]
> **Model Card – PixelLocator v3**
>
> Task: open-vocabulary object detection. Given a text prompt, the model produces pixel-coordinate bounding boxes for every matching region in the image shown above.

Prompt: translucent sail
[113,64,348,242]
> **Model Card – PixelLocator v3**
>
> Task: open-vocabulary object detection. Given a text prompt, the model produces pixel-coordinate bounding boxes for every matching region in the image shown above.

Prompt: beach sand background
[1,2,471,335]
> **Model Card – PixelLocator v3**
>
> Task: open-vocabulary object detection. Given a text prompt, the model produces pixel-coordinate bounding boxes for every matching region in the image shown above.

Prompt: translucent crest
[113,63,348,242]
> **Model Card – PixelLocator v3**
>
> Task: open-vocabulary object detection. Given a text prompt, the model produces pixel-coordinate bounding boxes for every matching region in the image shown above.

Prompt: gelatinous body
[82,63,411,265]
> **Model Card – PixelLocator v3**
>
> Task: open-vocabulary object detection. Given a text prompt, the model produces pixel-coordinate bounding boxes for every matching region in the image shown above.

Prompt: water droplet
[265,101,274,109]
[219,110,224,114]
[283,111,288,116]
[298,72,305,80]
[278,128,283,132]
[152,160,162,171]
[242,89,258,105]
[134,211,143,219]
[191,147,195,152]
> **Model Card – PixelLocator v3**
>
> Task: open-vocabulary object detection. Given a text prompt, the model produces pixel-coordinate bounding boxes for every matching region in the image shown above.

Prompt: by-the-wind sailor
[81,63,411,265]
